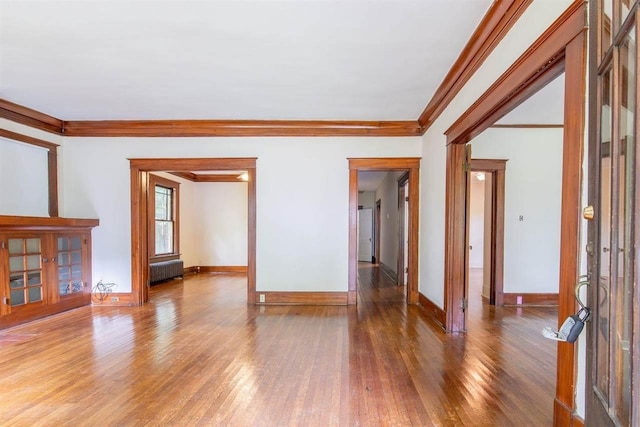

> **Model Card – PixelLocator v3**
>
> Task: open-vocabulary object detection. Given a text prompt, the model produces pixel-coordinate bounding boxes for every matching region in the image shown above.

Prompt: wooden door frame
[443,2,586,425]
[374,199,381,265]
[397,172,409,286]
[348,158,420,305]
[130,158,257,305]
[470,159,507,306]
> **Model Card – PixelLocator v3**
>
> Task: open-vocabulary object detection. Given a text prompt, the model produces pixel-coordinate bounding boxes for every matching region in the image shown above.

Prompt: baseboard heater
[150,259,184,284]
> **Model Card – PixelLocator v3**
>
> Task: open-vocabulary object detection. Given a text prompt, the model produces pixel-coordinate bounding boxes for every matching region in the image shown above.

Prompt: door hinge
[405,197,409,202]
[405,267,408,273]
[3,297,9,305]
[463,162,470,172]
[0,241,5,249]
[459,297,467,310]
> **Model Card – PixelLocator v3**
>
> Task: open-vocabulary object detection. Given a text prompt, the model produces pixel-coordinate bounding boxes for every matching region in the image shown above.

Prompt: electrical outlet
[111,296,119,302]
[259,294,265,303]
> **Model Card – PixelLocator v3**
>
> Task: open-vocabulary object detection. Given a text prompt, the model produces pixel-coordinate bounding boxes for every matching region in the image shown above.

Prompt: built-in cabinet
[0,216,99,329]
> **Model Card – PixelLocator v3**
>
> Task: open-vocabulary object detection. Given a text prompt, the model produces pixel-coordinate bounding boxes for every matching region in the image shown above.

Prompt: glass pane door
[7,238,44,307]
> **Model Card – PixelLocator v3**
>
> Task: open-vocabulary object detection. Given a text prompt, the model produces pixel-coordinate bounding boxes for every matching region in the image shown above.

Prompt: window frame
[148,174,180,262]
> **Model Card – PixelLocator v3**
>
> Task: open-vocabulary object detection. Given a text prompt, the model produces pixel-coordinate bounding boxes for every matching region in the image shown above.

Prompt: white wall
[419,0,573,307]
[357,191,375,209]
[188,182,248,267]
[471,128,563,294]
[0,137,49,216]
[54,136,420,293]
[375,171,403,273]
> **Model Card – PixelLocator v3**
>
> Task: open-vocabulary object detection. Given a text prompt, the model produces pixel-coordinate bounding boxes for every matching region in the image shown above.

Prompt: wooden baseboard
[418,292,446,328]
[198,266,248,274]
[91,292,137,307]
[257,292,348,305]
[379,262,398,283]
[183,266,199,275]
[503,293,558,306]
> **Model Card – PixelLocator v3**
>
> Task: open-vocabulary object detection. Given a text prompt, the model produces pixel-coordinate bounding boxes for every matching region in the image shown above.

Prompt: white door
[358,208,373,262]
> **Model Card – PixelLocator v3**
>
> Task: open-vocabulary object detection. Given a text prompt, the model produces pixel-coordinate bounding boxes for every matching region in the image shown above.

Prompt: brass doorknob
[583,205,594,220]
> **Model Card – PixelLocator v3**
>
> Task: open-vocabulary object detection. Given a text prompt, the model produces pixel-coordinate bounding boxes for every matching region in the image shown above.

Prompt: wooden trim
[490,124,564,128]
[257,292,348,305]
[555,30,586,424]
[0,216,98,229]
[91,292,136,307]
[418,292,446,329]
[130,158,257,171]
[348,158,420,170]
[183,266,198,275]
[502,293,559,306]
[445,1,586,145]
[571,414,585,427]
[417,0,533,132]
[444,143,468,332]
[63,119,421,137]
[169,172,246,183]
[348,158,420,306]
[378,262,397,283]
[0,98,64,135]
[0,128,60,217]
[148,174,180,259]
[198,266,248,274]
[130,158,257,306]
[470,159,507,306]
[47,149,59,217]
[0,128,59,150]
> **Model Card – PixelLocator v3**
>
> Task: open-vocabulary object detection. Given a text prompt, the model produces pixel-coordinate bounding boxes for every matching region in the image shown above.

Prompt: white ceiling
[358,171,388,192]
[0,0,492,121]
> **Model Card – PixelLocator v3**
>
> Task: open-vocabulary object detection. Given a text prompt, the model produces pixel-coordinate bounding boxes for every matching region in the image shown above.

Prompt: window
[149,175,180,259]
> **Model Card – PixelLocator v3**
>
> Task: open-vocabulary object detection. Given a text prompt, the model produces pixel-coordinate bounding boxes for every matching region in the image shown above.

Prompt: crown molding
[62,119,421,137]
[417,0,533,134]
[0,99,64,135]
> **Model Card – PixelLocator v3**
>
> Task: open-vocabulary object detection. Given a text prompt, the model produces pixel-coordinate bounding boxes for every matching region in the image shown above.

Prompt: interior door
[587,2,637,424]
[357,208,373,262]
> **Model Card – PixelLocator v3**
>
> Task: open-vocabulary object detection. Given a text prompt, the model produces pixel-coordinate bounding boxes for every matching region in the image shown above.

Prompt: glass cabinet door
[57,236,85,296]
[7,237,44,307]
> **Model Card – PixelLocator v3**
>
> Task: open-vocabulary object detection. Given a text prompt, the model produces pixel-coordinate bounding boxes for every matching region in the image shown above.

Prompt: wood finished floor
[0,265,557,426]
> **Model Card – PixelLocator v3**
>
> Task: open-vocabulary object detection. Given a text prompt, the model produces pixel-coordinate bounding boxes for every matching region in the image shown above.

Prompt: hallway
[0,268,557,426]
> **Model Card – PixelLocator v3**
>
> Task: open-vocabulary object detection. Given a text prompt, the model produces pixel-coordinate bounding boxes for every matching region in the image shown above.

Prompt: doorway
[443,3,586,423]
[465,159,506,307]
[348,158,420,305]
[129,158,257,305]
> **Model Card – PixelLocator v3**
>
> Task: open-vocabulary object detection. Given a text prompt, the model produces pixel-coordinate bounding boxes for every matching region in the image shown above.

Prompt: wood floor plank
[0,266,556,426]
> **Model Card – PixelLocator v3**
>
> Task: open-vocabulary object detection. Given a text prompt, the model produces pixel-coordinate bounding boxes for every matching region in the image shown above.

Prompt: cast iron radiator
[150,259,184,284]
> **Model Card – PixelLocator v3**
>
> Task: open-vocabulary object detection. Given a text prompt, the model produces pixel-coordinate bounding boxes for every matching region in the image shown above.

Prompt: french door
[587,1,639,425]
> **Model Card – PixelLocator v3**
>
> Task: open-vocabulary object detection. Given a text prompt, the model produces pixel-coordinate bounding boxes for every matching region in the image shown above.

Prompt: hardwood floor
[0,266,557,426]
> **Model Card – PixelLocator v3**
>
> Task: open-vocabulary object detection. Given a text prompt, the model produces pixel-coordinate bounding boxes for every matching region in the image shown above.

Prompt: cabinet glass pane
[71,281,83,293]
[59,282,70,295]
[27,272,41,285]
[25,238,40,253]
[614,25,635,425]
[601,0,613,58]
[8,239,22,254]
[26,255,40,270]
[71,264,82,277]
[71,252,81,265]
[597,68,613,398]
[10,273,24,289]
[59,252,69,265]
[10,289,25,306]
[28,286,42,302]
[71,237,81,251]
[58,237,69,251]
[59,266,70,281]
[9,256,23,271]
